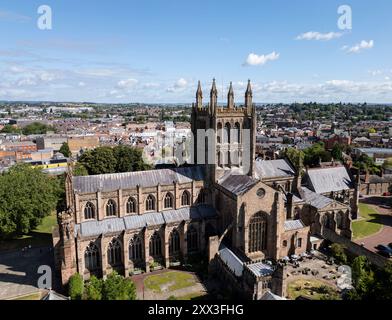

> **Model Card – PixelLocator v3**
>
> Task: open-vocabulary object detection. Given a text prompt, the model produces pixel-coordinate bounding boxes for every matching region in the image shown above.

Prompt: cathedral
[53,80,359,299]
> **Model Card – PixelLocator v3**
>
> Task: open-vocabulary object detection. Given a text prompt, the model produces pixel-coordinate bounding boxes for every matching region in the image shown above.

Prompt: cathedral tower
[191,79,257,184]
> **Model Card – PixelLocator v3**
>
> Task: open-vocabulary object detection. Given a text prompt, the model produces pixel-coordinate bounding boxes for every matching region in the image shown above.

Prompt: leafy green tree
[73,163,89,176]
[331,143,344,161]
[283,147,304,171]
[85,276,103,300]
[78,146,150,175]
[354,154,380,174]
[0,164,61,238]
[68,273,84,300]
[78,147,117,175]
[22,122,55,135]
[351,256,374,294]
[0,124,21,134]
[113,145,151,173]
[59,142,71,158]
[330,243,347,264]
[304,142,331,167]
[102,271,137,300]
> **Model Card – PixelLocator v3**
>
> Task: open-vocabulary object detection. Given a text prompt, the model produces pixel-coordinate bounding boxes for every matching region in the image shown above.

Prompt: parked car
[388,243,392,250]
[376,245,392,258]
[382,192,391,197]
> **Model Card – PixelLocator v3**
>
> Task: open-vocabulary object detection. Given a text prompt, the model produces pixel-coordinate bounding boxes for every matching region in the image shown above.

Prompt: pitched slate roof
[246,262,274,277]
[218,174,259,196]
[300,187,334,209]
[260,291,287,300]
[306,166,353,194]
[74,205,216,237]
[72,166,205,194]
[254,159,295,180]
[284,219,306,231]
[218,245,244,277]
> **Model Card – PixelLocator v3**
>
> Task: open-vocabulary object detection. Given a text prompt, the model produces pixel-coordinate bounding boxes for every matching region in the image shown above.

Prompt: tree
[354,154,380,174]
[68,273,84,300]
[331,143,344,161]
[330,243,347,264]
[0,164,61,238]
[102,271,137,300]
[351,256,374,294]
[78,146,151,175]
[59,142,71,158]
[283,147,304,171]
[22,122,55,135]
[78,147,117,175]
[304,142,331,167]
[85,276,103,300]
[73,163,89,176]
[113,145,151,173]
[0,124,21,134]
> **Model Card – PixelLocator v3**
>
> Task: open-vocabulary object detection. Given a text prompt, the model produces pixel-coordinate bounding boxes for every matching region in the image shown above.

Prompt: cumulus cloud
[116,78,138,89]
[295,31,342,41]
[167,78,188,92]
[343,40,374,53]
[243,52,280,66]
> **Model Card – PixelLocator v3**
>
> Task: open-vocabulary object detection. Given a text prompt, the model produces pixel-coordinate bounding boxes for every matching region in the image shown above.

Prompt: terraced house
[53,80,359,299]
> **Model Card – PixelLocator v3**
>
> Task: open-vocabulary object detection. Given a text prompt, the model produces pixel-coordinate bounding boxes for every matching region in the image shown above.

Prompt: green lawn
[144,271,197,293]
[0,213,57,252]
[11,292,42,300]
[170,292,207,300]
[287,279,340,300]
[352,203,383,240]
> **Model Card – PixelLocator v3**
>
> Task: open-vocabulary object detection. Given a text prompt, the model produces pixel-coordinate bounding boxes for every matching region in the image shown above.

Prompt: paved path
[0,247,55,300]
[355,202,392,253]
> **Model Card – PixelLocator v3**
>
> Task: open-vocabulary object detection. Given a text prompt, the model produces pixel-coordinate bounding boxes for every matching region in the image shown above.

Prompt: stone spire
[245,79,253,113]
[210,78,218,114]
[196,80,203,109]
[227,81,234,109]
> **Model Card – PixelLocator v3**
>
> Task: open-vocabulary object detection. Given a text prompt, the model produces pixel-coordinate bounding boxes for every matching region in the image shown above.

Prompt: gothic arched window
[164,193,174,209]
[85,242,100,272]
[126,197,137,214]
[248,212,267,253]
[107,238,122,267]
[187,226,198,252]
[181,190,191,206]
[336,211,345,229]
[129,235,142,261]
[106,199,117,217]
[146,194,156,211]
[84,202,96,220]
[233,122,241,143]
[217,123,223,144]
[169,229,180,256]
[224,123,231,144]
[149,232,162,258]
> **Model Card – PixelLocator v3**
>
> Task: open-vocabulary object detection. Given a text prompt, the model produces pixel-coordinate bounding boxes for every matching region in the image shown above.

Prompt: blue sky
[0,0,391,103]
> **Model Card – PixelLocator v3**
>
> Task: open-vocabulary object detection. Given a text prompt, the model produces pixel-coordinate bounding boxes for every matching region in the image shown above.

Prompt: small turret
[210,78,218,114]
[245,79,253,114]
[228,81,234,109]
[196,80,203,109]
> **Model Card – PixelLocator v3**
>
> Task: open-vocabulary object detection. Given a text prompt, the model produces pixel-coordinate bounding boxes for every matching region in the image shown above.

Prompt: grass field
[0,213,57,252]
[287,279,340,300]
[352,203,383,240]
[11,292,42,300]
[144,271,197,293]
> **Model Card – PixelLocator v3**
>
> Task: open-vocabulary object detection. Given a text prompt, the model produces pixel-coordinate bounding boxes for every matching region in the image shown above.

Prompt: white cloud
[296,31,342,41]
[78,82,86,87]
[167,78,188,92]
[343,40,374,53]
[117,78,138,89]
[243,52,280,66]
